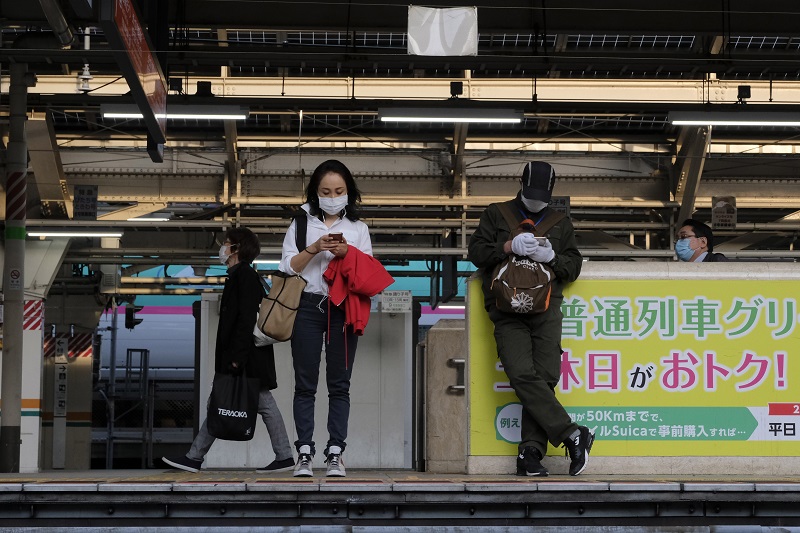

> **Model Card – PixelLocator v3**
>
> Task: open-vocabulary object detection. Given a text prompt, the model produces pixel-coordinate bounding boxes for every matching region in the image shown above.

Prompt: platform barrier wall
[467,262,800,476]
[198,293,414,470]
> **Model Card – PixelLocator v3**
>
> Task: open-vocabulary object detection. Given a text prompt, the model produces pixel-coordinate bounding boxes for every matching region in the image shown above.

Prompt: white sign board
[550,196,571,217]
[381,290,413,313]
[54,362,68,417]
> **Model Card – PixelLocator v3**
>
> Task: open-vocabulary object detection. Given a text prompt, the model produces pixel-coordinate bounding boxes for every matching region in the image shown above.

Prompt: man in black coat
[163,227,293,473]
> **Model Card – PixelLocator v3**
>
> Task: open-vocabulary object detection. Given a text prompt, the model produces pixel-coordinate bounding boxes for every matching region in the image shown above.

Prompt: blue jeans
[291,294,358,456]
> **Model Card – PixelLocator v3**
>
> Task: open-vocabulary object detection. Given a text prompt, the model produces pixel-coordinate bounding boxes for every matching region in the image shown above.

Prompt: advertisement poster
[469,278,800,457]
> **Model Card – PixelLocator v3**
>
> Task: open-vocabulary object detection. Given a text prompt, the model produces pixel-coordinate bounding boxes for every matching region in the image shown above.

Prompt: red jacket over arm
[323,246,395,335]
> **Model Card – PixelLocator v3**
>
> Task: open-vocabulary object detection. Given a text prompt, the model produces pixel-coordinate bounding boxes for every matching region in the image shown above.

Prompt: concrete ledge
[468,456,800,477]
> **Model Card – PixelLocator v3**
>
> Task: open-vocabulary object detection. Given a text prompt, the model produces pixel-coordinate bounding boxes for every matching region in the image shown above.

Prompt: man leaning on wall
[468,161,594,477]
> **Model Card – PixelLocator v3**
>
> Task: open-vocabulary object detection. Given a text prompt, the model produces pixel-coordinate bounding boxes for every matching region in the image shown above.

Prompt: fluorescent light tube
[28,231,124,238]
[379,107,521,124]
[102,104,249,121]
[669,111,800,127]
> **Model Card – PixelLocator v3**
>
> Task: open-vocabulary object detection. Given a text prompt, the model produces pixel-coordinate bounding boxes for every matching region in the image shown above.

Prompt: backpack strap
[497,201,523,233]
[531,208,565,237]
[294,213,307,252]
[497,200,565,237]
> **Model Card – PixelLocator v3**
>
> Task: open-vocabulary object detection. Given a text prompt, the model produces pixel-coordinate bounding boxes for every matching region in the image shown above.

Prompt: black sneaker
[515,446,548,477]
[256,457,295,473]
[162,455,202,473]
[562,426,595,476]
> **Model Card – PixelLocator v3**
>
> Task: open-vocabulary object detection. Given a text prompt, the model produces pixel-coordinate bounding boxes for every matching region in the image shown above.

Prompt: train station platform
[1,468,800,531]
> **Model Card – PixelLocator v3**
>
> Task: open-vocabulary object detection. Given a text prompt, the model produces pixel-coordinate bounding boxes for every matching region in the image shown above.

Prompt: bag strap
[257,274,270,297]
[532,208,565,237]
[497,201,521,234]
[294,213,307,252]
[497,200,565,237]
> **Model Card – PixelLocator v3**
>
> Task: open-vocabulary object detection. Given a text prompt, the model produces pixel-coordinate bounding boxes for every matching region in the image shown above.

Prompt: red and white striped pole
[1,62,32,473]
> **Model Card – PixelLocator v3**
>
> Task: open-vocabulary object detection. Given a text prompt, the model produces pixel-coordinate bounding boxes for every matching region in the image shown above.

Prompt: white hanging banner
[407,6,478,56]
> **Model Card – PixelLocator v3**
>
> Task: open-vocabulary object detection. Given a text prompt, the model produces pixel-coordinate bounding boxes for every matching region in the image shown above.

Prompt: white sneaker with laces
[325,445,346,477]
[293,445,314,477]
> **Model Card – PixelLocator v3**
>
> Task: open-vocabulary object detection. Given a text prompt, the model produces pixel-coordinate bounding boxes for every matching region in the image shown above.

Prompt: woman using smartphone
[279,159,373,478]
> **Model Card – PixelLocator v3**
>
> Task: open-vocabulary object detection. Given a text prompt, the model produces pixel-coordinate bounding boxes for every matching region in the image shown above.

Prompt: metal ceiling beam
[28,76,798,108]
[96,202,169,221]
[674,125,712,223]
[449,123,468,197]
[26,112,72,218]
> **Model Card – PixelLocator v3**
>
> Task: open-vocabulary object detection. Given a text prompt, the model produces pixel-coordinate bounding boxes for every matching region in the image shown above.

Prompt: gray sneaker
[325,445,346,477]
[293,445,314,477]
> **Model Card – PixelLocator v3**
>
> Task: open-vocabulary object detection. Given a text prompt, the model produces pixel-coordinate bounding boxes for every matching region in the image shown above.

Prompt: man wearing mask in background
[675,219,729,262]
[468,161,594,477]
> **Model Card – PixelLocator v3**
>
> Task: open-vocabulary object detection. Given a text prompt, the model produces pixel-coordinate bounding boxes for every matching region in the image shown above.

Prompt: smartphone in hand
[328,233,344,242]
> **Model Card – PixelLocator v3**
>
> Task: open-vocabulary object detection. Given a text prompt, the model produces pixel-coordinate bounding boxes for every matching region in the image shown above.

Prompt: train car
[93,306,197,468]
[96,305,196,381]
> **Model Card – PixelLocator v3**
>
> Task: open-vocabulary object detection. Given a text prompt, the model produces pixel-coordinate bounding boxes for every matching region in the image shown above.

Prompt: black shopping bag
[206,372,259,441]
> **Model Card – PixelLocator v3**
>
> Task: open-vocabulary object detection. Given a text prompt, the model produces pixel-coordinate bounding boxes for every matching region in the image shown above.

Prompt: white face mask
[218,244,232,265]
[521,197,548,213]
[319,194,348,216]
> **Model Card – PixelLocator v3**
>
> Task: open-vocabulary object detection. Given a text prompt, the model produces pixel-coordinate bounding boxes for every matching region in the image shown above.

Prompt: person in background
[280,159,391,478]
[468,161,594,477]
[675,218,729,262]
[162,227,293,473]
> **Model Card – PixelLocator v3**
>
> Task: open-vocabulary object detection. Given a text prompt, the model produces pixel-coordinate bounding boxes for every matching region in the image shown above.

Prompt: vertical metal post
[105,307,118,469]
[1,63,31,473]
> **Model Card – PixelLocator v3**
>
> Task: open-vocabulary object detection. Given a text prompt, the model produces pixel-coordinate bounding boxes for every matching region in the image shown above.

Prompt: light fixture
[669,111,800,127]
[101,104,249,120]
[737,85,751,103]
[126,217,170,222]
[379,107,522,124]
[438,304,466,310]
[253,260,281,267]
[28,231,123,238]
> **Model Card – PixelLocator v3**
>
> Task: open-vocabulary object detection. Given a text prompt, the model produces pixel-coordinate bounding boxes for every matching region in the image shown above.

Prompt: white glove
[511,233,539,256]
[530,238,555,263]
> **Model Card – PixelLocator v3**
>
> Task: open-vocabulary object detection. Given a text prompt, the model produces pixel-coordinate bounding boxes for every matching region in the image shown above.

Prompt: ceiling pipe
[38,0,76,47]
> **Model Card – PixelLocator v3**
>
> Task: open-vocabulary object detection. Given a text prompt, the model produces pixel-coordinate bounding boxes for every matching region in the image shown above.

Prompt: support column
[1,62,32,473]
[20,300,45,473]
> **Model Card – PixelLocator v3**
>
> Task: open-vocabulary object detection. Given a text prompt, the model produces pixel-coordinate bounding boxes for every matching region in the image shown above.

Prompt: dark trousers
[489,300,578,457]
[291,294,358,456]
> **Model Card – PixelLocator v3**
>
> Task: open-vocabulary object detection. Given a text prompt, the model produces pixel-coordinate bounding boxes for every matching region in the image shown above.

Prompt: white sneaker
[325,445,346,477]
[293,445,314,477]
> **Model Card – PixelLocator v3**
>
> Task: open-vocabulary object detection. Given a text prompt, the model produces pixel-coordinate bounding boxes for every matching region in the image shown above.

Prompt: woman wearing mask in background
[279,159,391,478]
[163,227,294,473]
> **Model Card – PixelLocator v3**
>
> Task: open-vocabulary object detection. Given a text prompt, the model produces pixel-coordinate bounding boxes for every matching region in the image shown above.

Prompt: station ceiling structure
[3,1,800,297]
